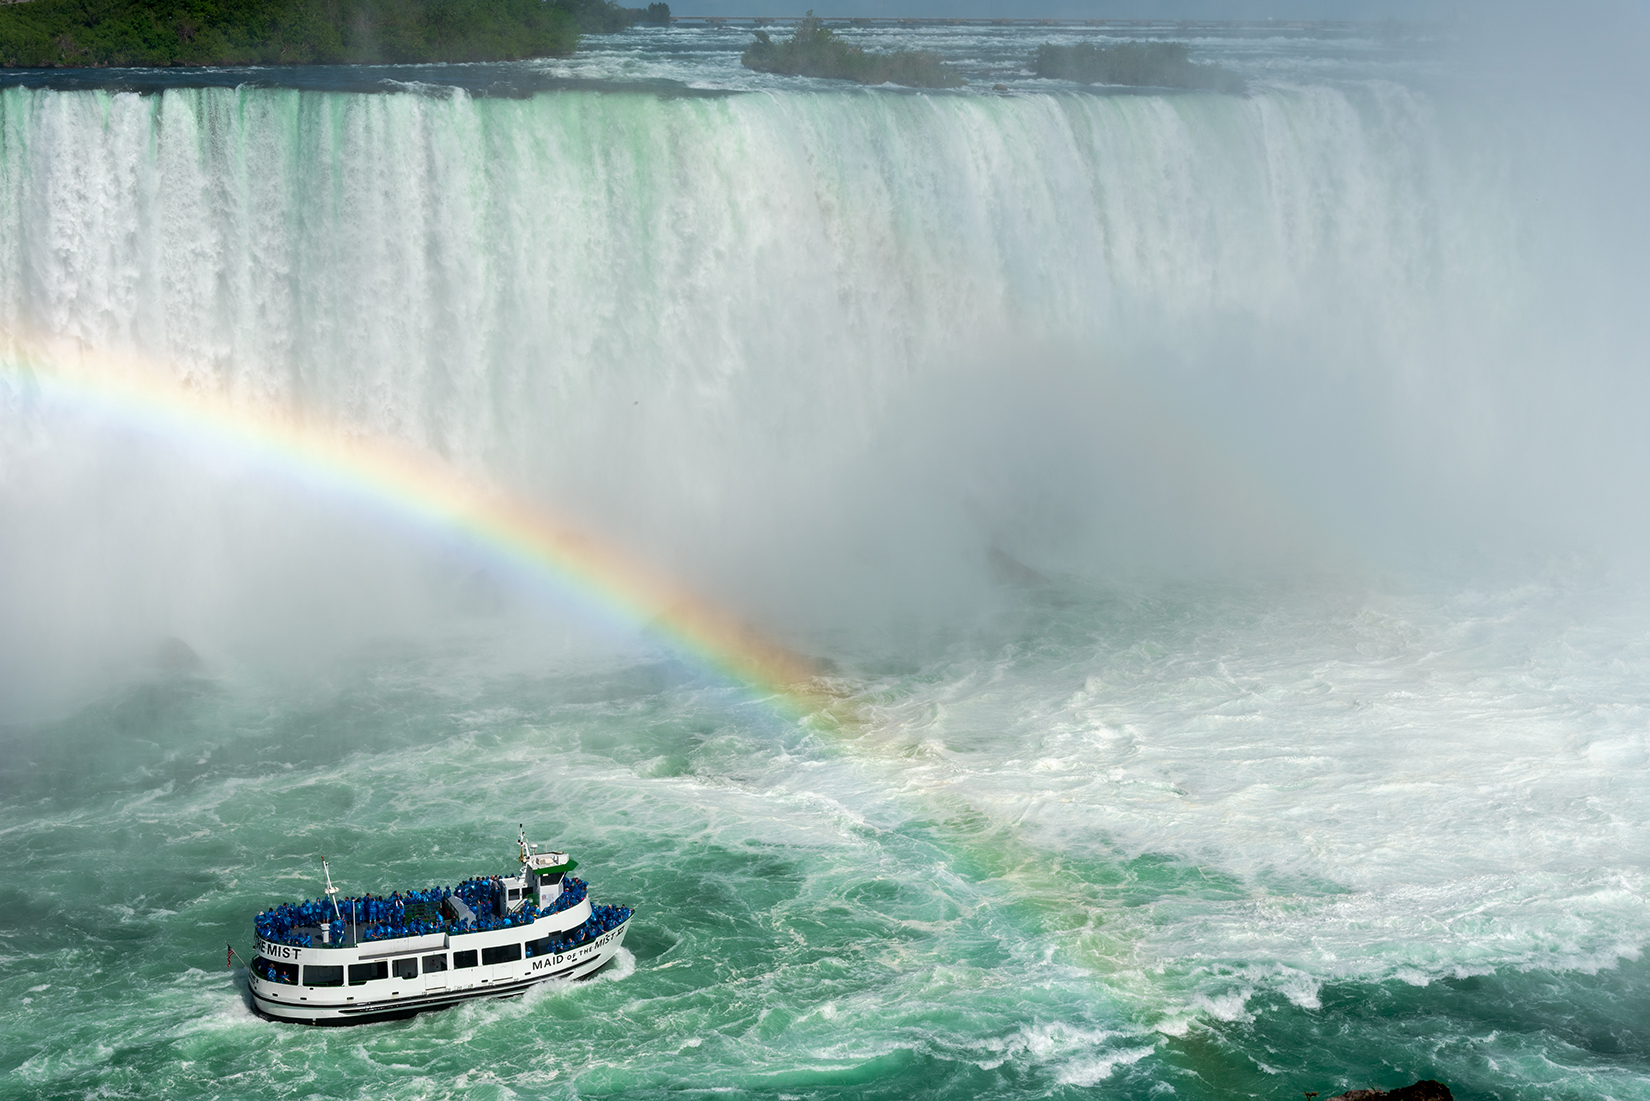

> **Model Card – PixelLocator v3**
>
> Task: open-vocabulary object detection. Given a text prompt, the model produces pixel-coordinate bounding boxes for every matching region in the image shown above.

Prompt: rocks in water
[987,546,1050,588]
[1326,1081,1453,1101]
[1033,40,1245,93]
[154,636,202,674]
[742,12,964,88]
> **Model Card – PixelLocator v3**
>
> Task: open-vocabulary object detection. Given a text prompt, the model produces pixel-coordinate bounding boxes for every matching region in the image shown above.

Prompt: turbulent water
[2,19,1649,1101]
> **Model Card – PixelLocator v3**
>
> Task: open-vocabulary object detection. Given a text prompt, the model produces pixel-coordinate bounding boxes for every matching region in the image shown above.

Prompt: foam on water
[2,571,1647,1098]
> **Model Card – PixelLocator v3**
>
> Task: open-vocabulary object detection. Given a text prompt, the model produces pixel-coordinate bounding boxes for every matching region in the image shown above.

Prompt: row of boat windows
[254,945,526,986]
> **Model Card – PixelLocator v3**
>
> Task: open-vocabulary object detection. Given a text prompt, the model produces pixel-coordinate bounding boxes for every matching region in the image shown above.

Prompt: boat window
[304,964,344,988]
[423,954,448,973]
[254,957,299,984]
[481,944,522,966]
[349,961,389,985]
[524,936,552,958]
[508,888,522,901]
[453,950,478,969]
[392,957,419,980]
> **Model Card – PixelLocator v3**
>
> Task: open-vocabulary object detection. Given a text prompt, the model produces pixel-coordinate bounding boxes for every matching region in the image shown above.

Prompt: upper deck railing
[256,876,589,949]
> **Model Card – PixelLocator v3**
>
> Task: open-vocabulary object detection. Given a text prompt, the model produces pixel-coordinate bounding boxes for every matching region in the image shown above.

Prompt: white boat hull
[249,915,632,1025]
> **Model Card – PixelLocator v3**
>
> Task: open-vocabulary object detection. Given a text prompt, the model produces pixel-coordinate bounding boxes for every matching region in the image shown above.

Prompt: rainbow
[0,336,1267,1044]
[0,335,834,719]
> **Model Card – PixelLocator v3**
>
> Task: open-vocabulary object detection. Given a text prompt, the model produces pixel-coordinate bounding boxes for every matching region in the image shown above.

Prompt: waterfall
[0,79,1638,701]
[0,82,1541,565]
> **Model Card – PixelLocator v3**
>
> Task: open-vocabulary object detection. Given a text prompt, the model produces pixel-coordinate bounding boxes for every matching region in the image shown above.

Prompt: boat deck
[257,877,587,950]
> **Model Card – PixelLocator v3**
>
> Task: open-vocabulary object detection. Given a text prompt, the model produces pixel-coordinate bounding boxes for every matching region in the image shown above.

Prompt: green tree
[742,12,963,89]
[0,0,586,68]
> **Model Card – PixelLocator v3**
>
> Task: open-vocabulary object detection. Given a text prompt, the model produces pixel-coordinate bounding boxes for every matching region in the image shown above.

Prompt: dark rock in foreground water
[1327,1080,1453,1101]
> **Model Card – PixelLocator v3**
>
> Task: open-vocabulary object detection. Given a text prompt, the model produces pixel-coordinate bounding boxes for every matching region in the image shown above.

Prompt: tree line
[0,0,669,68]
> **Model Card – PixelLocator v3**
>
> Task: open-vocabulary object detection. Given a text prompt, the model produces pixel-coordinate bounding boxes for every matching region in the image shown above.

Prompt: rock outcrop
[1327,1081,1453,1101]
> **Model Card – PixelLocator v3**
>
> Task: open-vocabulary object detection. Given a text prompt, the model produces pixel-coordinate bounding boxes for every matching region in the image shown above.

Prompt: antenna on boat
[322,856,344,929]
[518,823,529,866]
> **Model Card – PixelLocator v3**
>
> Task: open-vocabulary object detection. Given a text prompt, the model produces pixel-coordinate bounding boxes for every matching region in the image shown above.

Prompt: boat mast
[322,857,345,942]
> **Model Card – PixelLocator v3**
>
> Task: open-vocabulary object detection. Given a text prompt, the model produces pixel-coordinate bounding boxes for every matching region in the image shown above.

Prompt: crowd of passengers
[254,876,590,948]
[252,902,636,984]
[526,904,634,958]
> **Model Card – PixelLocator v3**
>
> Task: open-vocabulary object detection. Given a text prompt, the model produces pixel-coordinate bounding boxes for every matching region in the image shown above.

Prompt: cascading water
[0,82,1542,650]
[1,23,1647,1101]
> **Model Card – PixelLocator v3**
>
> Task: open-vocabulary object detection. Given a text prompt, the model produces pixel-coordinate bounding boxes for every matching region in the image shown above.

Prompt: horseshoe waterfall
[1,23,1647,1101]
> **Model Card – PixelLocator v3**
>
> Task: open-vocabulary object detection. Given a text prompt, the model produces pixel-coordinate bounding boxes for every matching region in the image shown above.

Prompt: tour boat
[246,829,633,1025]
